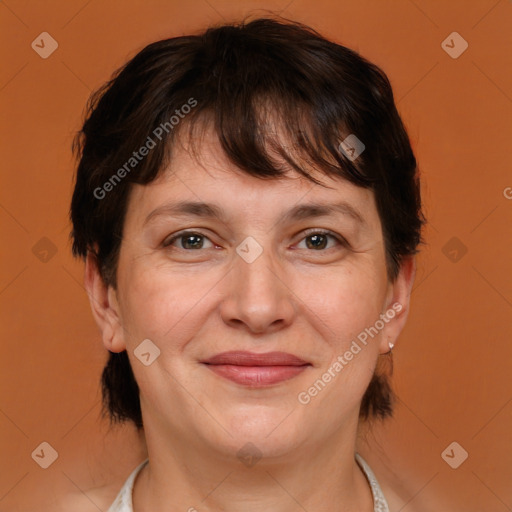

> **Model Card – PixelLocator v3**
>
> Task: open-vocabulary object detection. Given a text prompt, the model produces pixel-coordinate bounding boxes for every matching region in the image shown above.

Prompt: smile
[201,351,312,387]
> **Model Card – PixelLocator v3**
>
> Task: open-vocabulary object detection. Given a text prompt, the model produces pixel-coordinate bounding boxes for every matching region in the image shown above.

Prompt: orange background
[1,1,511,511]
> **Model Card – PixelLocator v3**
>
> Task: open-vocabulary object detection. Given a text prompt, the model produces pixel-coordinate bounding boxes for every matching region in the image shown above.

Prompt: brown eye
[163,231,214,250]
[180,234,205,249]
[297,230,345,251]
[305,233,329,250]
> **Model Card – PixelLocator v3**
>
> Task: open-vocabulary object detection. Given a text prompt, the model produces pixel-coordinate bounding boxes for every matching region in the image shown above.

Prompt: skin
[85,128,415,512]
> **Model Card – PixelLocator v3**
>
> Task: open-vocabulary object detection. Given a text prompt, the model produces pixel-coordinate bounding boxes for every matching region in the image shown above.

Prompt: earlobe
[84,252,126,353]
[379,256,416,354]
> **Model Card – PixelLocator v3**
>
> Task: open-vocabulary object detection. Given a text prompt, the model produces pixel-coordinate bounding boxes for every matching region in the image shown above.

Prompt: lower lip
[204,364,309,386]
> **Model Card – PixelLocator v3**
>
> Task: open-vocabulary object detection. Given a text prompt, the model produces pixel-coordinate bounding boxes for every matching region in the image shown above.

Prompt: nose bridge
[238,240,278,291]
[221,236,294,333]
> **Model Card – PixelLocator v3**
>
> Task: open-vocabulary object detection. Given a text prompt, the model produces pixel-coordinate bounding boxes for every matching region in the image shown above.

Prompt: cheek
[321,271,389,404]
[116,262,198,345]
[306,263,389,347]
[116,256,228,355]
[296,270,387,420]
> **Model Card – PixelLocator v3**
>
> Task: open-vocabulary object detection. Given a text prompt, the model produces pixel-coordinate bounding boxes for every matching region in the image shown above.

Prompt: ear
[84,252,126,353]
[379,256,416,354]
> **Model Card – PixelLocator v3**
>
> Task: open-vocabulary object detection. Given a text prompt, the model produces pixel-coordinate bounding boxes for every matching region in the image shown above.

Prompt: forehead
[124,125,380,232]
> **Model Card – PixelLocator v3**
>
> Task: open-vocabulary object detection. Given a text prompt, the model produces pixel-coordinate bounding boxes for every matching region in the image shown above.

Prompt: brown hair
[70,17,424,430]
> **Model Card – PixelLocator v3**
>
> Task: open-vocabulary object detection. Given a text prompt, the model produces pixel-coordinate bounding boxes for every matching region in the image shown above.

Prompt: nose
[219,243,296,335]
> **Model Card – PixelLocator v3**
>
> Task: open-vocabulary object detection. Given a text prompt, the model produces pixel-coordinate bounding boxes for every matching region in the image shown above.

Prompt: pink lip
[202,351,311,387]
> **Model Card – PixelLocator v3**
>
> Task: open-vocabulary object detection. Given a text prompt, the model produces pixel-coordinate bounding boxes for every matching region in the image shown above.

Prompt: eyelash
[299,229,349,250]
[163,229,348,251]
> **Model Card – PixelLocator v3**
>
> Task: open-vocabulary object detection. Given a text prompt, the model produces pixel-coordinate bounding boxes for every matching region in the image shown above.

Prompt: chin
[211,408,306,459]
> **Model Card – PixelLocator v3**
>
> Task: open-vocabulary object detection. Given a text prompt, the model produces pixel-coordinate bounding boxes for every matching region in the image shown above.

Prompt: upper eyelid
[163,230,215,246]
[297,229,349,248]
[164,229,346,248]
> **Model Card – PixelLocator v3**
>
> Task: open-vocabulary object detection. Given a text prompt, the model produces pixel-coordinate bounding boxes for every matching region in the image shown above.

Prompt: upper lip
[202,351,310,366]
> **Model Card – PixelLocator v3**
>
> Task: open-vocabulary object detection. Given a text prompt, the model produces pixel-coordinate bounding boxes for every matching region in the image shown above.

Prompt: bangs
[169,92,375,190]
[118,18,385,190]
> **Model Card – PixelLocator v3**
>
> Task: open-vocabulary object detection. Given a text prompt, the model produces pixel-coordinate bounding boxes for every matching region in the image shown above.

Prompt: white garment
[107,453,389,512]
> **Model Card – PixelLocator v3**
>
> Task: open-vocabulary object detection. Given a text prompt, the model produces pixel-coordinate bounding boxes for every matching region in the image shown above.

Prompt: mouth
[201,351,312,387]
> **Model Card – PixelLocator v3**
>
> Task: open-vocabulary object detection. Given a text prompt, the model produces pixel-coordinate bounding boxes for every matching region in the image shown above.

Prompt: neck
[133,420,374,512]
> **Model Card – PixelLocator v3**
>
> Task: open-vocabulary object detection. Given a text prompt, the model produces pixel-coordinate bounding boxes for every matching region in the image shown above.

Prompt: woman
[70,17,423,512]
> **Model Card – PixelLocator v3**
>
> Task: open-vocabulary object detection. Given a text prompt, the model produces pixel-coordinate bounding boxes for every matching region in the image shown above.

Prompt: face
[88,128,414,459]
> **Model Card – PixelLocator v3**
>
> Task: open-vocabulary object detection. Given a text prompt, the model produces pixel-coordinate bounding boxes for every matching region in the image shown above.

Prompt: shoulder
[56,483,121,512]
[370,465,436,512]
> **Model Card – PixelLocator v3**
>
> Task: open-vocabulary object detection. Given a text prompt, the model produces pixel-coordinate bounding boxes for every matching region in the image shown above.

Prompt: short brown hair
[70,17,424,430]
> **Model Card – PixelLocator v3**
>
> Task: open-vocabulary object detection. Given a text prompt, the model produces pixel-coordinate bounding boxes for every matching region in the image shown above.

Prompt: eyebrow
[281,201,365,226]
[143,200,366,226]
